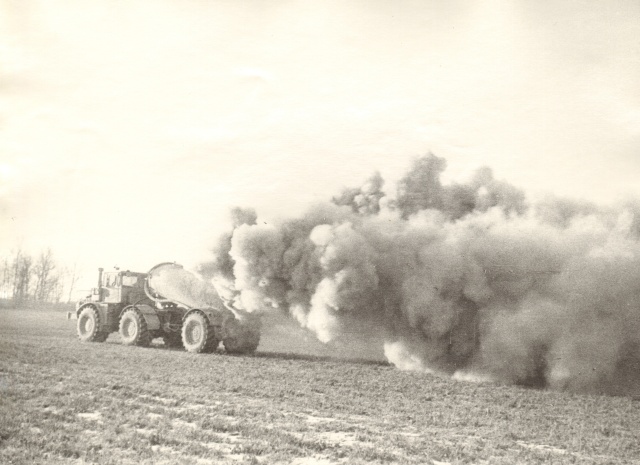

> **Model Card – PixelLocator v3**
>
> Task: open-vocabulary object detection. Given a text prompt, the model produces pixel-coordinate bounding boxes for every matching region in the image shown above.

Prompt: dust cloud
[201,154,640,395]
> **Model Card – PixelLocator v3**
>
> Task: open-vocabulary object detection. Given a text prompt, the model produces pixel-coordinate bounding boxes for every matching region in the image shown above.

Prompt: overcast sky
[2,0,640,286]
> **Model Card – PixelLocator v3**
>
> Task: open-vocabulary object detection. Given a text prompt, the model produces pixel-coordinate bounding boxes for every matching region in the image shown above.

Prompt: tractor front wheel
[77,306,108,342]
[119,306,151,347]
[182,312,218,353]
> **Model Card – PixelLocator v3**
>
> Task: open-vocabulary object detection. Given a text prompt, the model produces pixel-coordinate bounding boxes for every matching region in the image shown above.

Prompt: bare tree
[1,248,65,305]
[51,275,64,303]
[10,249,21,299]
[66,262,79,303]
[0,256,11,298]
[33,248,58,302]
[13,251,33,303]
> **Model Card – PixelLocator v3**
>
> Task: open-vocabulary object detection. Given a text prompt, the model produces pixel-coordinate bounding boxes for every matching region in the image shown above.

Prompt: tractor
[73,262,260,354]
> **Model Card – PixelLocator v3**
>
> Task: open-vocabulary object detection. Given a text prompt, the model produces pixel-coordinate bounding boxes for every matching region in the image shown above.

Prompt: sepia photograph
[1,1,640,464]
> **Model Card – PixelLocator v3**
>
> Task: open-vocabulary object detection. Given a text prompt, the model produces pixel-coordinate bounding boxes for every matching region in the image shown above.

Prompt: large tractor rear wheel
[223,330,260,354]
[77,306,108,342]
[119,306,151,347]
[222,318,260,354]
[182,312,218,353]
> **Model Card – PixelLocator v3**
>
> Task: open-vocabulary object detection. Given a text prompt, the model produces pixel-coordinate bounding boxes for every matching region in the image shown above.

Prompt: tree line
[0,249,75,305]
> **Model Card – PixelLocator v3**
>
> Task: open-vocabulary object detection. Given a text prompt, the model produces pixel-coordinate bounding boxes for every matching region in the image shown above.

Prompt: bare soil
[0,307,639,464]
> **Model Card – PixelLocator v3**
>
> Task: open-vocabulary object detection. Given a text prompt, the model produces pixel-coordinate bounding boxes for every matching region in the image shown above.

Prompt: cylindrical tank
[145,262,226,310]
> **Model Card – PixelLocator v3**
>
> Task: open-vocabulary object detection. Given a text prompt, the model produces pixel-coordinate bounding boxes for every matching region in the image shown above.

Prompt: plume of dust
[202,154,640,395]
[199,207,258,283]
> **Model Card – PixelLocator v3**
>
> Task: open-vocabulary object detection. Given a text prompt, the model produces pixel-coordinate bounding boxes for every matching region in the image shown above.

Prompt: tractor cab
[101,270,147,305]
[82,269,148,306]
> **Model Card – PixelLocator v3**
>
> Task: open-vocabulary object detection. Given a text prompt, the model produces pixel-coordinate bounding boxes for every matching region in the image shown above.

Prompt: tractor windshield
[122,275,143,287]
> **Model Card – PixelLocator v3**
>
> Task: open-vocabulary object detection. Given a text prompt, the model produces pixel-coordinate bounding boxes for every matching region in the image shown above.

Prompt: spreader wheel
[182,312,218,353]
[222,318,260,354]
[223,331,260,354]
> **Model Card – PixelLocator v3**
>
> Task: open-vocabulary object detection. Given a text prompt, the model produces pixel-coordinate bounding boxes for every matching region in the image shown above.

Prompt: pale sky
[2,0,640,288]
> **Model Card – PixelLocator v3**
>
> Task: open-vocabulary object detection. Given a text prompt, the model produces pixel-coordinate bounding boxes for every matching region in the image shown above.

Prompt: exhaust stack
[97,267,104,294]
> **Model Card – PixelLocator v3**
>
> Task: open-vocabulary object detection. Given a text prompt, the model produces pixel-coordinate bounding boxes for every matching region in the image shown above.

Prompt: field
[0,308,639,465]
